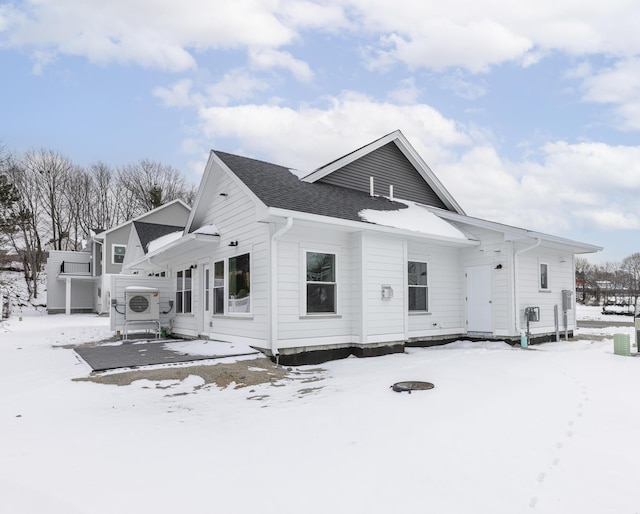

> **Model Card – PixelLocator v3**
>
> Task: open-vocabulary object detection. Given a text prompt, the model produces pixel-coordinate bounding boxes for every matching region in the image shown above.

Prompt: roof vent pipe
[389,185,394,200]
[370,176,374,197]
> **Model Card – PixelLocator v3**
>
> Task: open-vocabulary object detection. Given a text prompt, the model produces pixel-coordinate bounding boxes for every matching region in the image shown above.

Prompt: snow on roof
[125,286,159,291]
[359,199,468,240]
[147,231,183,253]
[288,168,308,179]
[193,224,220,236]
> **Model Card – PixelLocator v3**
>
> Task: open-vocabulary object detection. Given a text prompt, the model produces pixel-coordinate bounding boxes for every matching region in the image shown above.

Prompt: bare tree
[118,159,195,213]
[4,157,46,299]
[575,257,592,303]
[21,149,77,250]
[621,252,640,308]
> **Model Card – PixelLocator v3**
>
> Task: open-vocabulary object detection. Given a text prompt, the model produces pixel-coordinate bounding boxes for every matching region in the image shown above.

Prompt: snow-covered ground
[1,303,639,514]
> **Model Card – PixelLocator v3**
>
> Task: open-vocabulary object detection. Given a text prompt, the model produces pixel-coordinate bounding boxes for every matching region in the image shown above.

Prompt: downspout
[270,217,294,363]
[513,238,542,336]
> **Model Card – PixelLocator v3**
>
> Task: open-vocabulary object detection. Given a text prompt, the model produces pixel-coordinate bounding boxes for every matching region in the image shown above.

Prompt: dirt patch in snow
[74,357,325,391]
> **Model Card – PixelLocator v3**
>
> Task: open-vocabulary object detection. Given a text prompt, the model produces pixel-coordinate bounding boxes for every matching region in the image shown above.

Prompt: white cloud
[440,140,640,233]
[387,78,420,104]
[248,48,314,82]
[580,58,640,130]
[0,0,297,72]
[381,21,532,74]
[205,69,271,106]
[348,0,640,73]
[196,91,471,170]
[441,72,487,100]
[4,0,640,77]
[153,79,198,108]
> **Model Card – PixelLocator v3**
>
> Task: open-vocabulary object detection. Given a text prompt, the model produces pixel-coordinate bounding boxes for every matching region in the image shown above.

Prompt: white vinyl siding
[169,166,269,343]
[275,226,356,349]
[407,243,464,339]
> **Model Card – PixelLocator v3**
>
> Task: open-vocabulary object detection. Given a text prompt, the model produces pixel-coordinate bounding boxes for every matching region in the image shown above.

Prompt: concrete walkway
[75,339,260,372]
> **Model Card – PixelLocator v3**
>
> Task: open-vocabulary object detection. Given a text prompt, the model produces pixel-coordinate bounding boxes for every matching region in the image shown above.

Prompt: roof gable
[215,151,405,222]
[316,141,448,209]
[302,130,464,214]
[133,221,185,253]
[97,199,191,239]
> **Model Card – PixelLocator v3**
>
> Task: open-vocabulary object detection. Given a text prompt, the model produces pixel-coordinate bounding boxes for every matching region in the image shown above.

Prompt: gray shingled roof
[215,151,406,222]
[133,221,184,253]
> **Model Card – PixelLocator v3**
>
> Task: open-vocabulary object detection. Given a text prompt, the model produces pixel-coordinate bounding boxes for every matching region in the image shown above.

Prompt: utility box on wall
[525,306,540,322]
[562,290,573,311]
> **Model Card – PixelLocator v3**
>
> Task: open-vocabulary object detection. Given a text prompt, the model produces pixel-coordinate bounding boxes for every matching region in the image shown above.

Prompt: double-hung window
[213,260,225,314]
[306,251,337,314]
[408,261,428,311]
[176,269,192,314]
[228,253,251,313]
[112,244,126,264]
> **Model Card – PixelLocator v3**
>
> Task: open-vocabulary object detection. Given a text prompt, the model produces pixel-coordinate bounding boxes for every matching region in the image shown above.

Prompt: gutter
[270,217,294,361]
[514,238,542,335]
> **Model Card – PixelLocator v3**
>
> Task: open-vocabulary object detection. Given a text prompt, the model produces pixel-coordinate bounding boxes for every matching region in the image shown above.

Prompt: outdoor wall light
[228,241,238,247]
[495,264,503,270]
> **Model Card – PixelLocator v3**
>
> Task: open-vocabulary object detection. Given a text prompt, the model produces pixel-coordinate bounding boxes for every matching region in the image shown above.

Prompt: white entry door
[466,265,493,334]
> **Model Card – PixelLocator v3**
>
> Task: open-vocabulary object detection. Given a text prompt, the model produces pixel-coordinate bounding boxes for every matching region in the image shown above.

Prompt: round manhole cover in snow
[391,381,435,393]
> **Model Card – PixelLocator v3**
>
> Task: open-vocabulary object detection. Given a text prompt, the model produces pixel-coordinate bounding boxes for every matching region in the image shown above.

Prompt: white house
[117,131,601,364]
[46,199,190,315]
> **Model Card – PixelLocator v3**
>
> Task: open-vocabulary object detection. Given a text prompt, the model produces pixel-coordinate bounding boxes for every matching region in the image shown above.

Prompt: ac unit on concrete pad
[125,287,160,321]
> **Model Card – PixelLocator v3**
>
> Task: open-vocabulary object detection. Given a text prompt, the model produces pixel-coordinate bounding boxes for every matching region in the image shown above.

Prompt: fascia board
[391,133,466,215]
[102,198,190,237]
[184,151,216,233]
[431,207,602,254]
[264,207,479,248]
[300,130,465,216]
[126,232,221,269]
[186,151,268,233]
[301,130,401,183]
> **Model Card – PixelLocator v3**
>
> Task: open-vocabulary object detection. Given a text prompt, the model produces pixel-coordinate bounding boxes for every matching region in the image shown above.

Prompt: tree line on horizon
[576,254,640,307]
[0,144,196,300]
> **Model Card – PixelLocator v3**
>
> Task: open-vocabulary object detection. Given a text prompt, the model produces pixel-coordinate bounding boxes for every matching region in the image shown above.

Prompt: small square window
[112,245,126,264]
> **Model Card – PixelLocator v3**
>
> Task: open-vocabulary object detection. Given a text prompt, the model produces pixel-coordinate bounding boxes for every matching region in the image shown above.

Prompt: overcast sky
[2,0,640,263]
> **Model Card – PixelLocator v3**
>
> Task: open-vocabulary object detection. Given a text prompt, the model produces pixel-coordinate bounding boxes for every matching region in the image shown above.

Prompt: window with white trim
[228,253,251,313]
[112,244,126,264]
[408,261,428,311]
[204,266,210,313]
[213,260,224,314]
[176,269,192,314]
[306,251,337,314]
[540,262,549,290]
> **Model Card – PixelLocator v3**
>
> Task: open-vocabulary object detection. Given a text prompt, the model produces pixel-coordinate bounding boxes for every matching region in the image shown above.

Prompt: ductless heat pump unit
[125,287,160,321]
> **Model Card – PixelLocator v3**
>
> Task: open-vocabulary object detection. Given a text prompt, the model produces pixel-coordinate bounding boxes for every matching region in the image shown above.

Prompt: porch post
[65,277,72,315]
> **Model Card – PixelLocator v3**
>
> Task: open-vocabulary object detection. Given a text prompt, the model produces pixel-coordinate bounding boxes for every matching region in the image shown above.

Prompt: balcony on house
[59,260,92,275]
